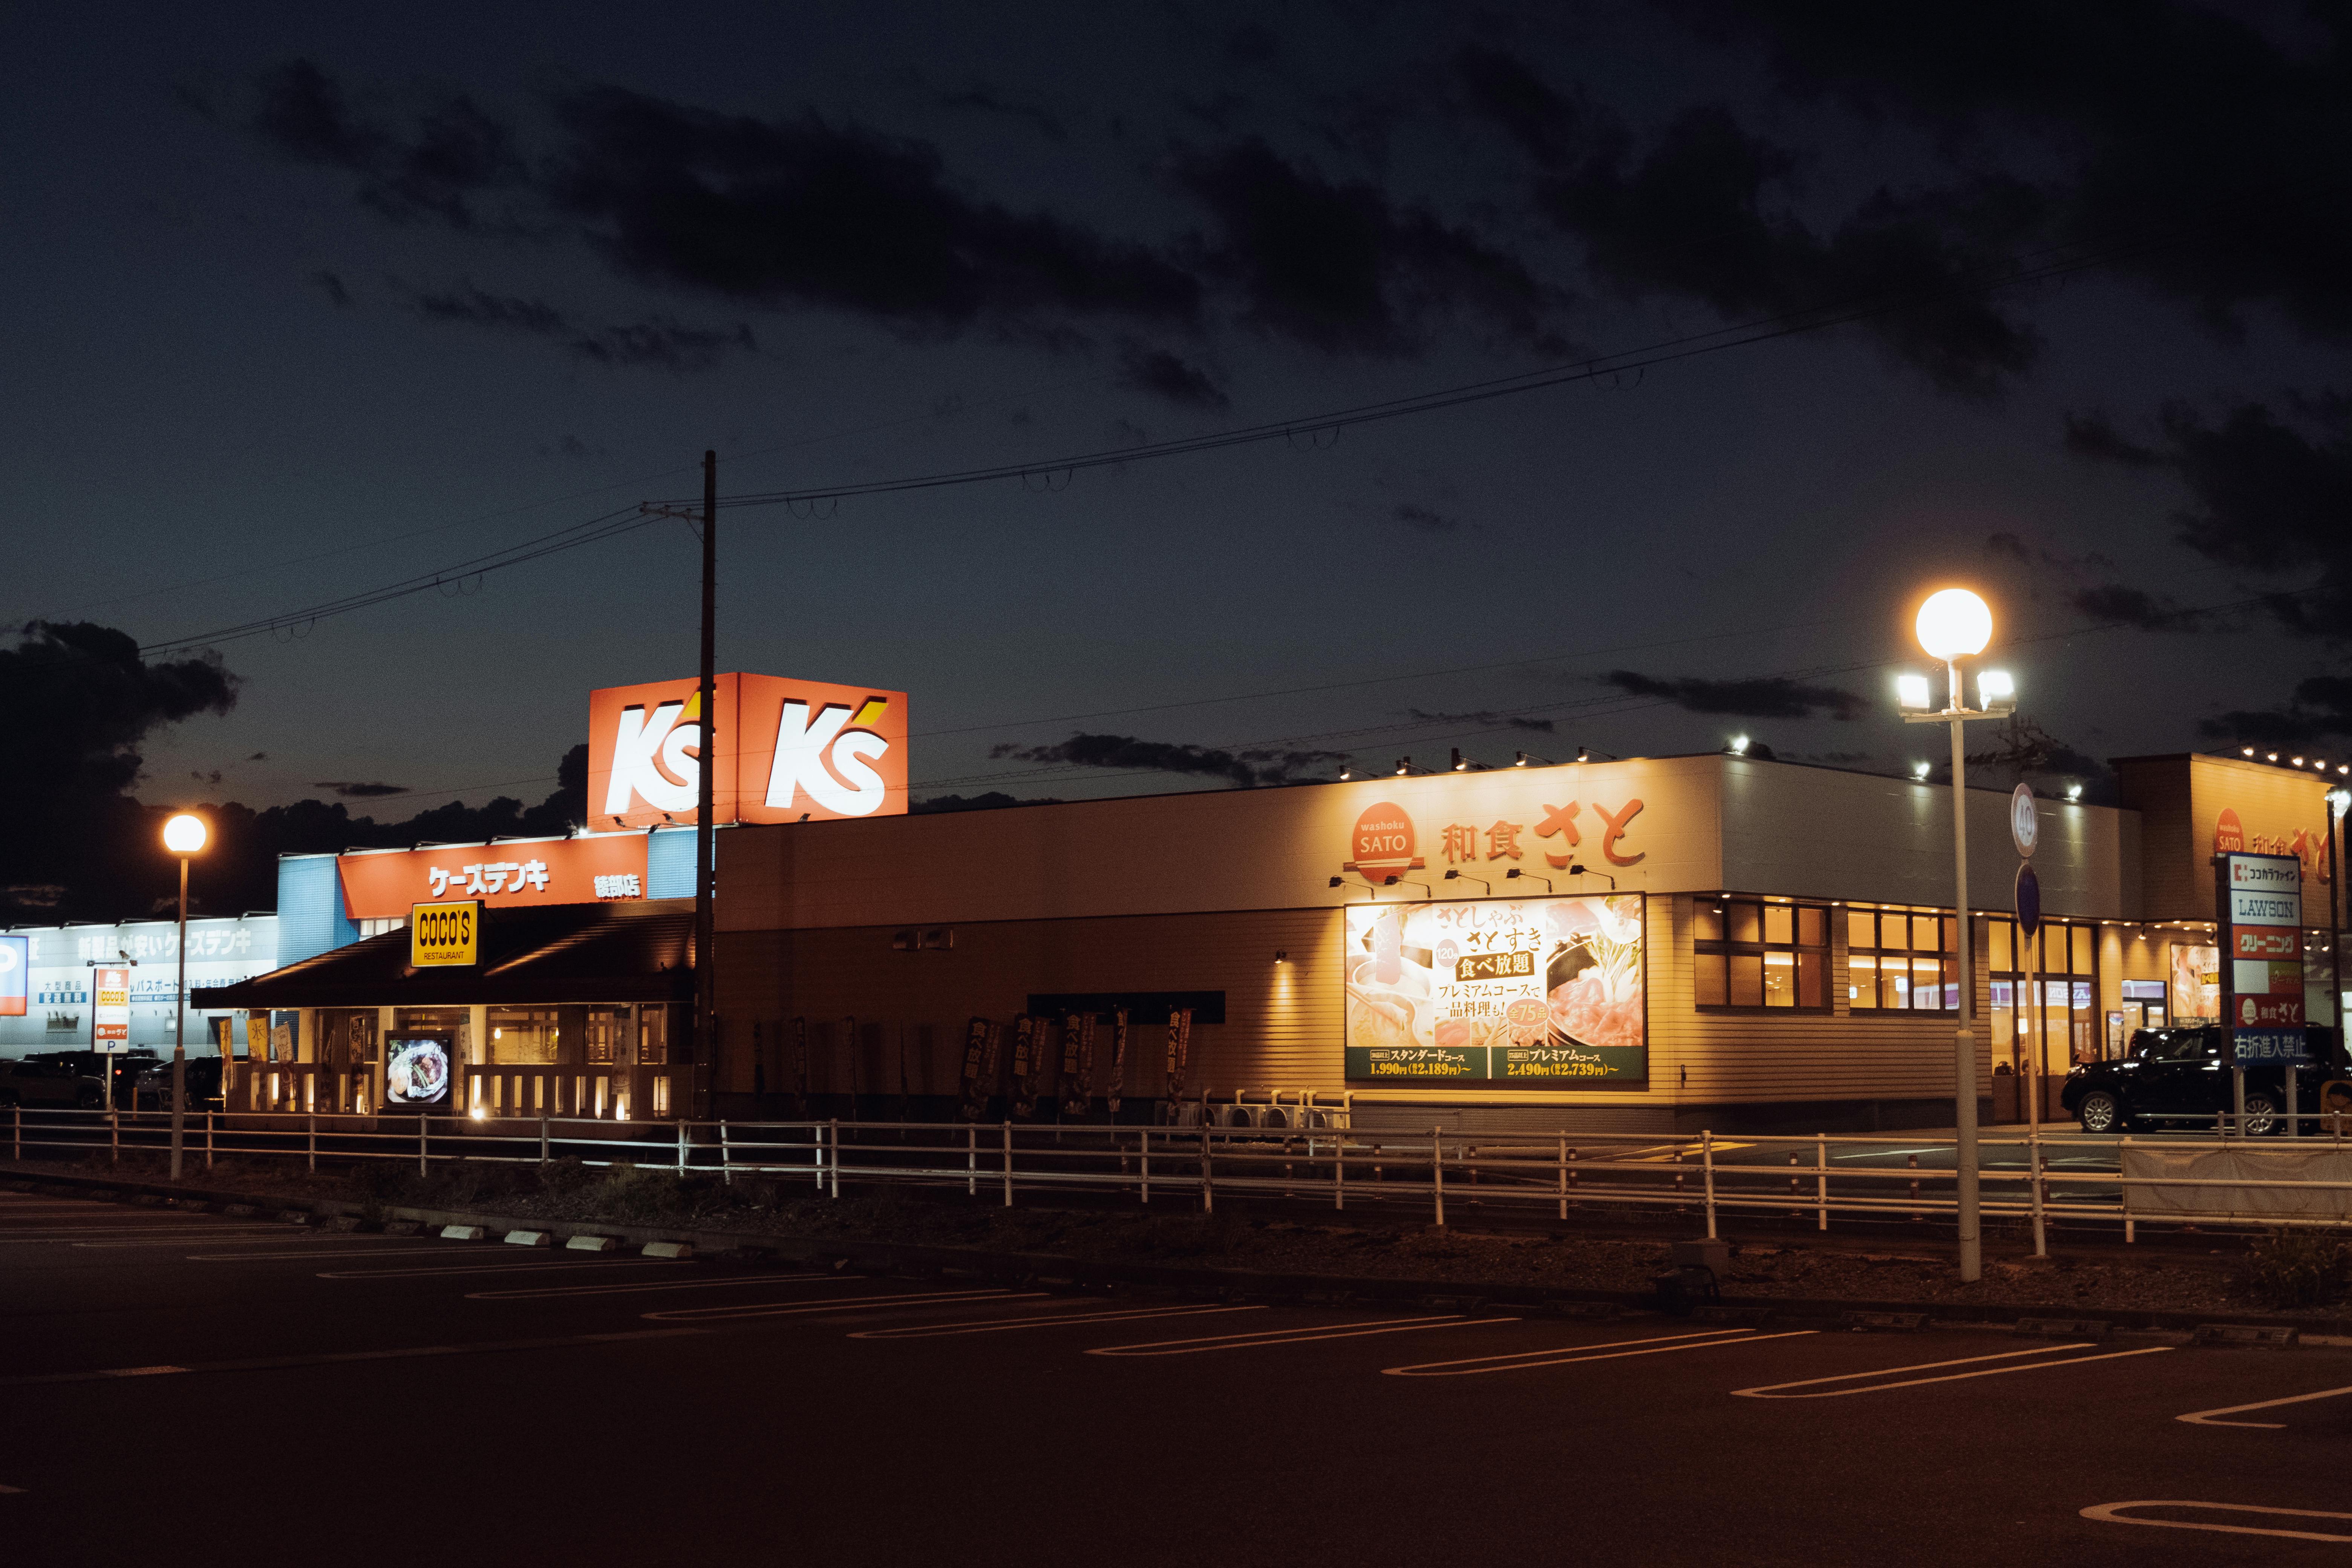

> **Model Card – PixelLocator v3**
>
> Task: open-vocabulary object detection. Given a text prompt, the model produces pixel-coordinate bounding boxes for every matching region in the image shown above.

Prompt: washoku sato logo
[1340,794,1647,884]
[588,674,910,829]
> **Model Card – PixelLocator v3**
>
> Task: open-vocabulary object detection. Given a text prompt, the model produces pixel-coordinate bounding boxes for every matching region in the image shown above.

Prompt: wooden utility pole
[695,450,718,1118]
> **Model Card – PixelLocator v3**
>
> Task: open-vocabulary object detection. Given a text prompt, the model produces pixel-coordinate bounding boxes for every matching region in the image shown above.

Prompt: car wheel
[2243,1091,2282,1136]
[2076,1090,2124,1134]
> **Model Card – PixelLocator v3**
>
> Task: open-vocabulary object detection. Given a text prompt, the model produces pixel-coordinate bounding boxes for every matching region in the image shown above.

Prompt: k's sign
[587,673,909,830]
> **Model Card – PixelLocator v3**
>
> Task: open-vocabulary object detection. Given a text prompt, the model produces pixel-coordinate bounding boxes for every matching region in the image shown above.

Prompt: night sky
[7,2,2351,915]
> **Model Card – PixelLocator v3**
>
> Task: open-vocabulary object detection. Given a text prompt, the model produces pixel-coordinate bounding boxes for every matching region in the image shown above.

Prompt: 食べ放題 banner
[1343,894,1646,1084]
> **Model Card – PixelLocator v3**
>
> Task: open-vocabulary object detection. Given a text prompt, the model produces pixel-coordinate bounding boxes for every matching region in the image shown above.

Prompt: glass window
[2072,926,2095,974]
[1698,897,1832,1011]
[1695,952,1727,1006]
[1847,908,1876,952]
[1990,922,2012,970]
[488,1009,560,1065]
[1849,954,1879,1009]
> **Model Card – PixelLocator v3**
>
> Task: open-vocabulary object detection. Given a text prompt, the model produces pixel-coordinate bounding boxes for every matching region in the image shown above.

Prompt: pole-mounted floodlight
[1898,585,2006,1283]
[161,813,208,1183]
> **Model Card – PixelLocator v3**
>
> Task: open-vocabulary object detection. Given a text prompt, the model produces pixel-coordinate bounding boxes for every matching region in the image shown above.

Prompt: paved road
[4,1186,2349,1566]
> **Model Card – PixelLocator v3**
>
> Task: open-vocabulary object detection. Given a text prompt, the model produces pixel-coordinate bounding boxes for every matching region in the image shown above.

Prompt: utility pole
[695,450,718,1120]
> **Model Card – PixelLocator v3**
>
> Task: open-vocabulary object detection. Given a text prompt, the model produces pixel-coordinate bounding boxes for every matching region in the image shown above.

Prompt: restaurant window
[1987,917,2101,1067]
[1847,908,1957,1012]
[1694,898,1829,1010]
[488,1008,560,1065]
[585,1008,623,1064]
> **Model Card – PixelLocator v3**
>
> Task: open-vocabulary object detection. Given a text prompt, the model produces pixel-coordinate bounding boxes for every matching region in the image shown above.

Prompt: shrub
[2238,1229,2352,1309]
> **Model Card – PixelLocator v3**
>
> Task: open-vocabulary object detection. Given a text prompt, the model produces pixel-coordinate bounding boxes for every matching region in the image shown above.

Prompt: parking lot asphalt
[5,1187,2351,1566]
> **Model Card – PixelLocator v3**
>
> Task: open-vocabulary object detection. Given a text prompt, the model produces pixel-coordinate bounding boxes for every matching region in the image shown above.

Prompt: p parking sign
[410,902,479,968]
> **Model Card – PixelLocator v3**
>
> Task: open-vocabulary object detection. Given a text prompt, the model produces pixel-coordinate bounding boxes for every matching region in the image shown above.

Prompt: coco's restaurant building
[713,749,2341,1135]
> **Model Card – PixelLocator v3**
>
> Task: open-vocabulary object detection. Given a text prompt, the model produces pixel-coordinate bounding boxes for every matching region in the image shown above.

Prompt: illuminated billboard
[0,935,25,1018]
[586,673,909,830]
[1344,894,1647,1084]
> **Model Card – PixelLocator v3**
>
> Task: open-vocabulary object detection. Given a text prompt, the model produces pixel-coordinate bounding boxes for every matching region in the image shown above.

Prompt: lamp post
[161,813,208,1181]
[1899,588,2015,1283]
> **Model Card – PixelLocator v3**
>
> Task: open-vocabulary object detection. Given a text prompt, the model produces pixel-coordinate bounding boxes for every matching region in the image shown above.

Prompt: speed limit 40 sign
[410,901,480,967]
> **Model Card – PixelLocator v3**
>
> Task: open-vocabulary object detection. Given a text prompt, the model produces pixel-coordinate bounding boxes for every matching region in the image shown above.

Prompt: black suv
[20,1049,156,1107]
[2062,1024,2348,1134]
[132,1056,227,1112]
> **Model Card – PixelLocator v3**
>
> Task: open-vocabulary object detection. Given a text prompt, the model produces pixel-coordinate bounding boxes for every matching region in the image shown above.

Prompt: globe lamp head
[1916,588,1992,662]
[162,813,208,855]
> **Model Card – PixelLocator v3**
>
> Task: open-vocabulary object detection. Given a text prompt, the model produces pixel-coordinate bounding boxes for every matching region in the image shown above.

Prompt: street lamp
[161,813,208,1181]
[1897,587,2014,1284]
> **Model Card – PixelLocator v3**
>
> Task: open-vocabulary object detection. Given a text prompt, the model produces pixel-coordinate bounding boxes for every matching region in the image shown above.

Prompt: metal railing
[12,1105,2352,1244]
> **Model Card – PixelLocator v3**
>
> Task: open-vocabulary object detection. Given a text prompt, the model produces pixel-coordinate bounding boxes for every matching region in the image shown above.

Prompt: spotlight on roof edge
[1728,735,1750,756]
[1911,761,1931,780]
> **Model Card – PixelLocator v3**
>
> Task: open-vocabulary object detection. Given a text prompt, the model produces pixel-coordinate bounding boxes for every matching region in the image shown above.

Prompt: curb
[6,1162,2345,1340]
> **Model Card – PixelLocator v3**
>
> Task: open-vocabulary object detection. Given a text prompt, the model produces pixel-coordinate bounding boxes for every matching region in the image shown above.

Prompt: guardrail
[12,1106,2352,1245]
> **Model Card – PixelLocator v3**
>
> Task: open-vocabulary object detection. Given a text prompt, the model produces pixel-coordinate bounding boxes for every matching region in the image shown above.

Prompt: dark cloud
[311,781,410,798]
[1983,531,2031,562]
[2199,675,2352,749]
[1603,669,1865,719]
[547,86,1200,329]
[2062,411,2162,467]
[2069,397,2352,641]
[1697,1,2352,345]
[1177,138,1559,353]
[307,269,351,308]
[1392,503,1460,533]
[1454,44,1583,171]
[1118,344,1228,409]
[245,58,521,227]
[989,732,1346,786]
[2070,583,2208,633]
[1409,708,1554,733]
[934,86,1067,142]
[245,751,267,761]
[910,791,1062,814]
[0,623,238,923]
[404,283,758,369]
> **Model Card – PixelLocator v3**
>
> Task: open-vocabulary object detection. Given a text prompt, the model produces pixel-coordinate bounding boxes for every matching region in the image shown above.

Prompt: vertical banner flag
[1061,1012,1095,1115]
[1164,1006,1194,1104]
[959,1017,992,1119]
[2218,851,2306,1063]
[1107,1009,1129,1114]
[1010,1015,1039,1117]
[92,966,131,1043]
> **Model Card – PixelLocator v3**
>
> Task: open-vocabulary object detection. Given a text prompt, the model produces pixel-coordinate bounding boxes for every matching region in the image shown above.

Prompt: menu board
[1343,894,1646,1084]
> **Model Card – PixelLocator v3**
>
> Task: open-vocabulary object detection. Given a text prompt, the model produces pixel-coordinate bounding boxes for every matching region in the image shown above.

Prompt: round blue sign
[2014,862,2041,936]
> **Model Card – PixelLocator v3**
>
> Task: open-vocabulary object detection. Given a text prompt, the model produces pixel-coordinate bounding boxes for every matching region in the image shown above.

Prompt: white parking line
[2081,1501,2352,1542]
[191,1244,484,1262]
[1735,1343,2173,1399]
[317,1259,691,1280]
[0,1328,704,1388]
[2178,1383,2352,1429]
[1385,1328,1816,1378]
[1087,1314,1518,1358]
[852,1303,1266,1340]
[469,1272,853,1301]
[645,1288,1044,1323]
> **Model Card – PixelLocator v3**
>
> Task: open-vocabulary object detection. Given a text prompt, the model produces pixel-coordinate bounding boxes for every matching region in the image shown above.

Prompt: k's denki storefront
[183,670,914,1123]
[712,750,2339,1135]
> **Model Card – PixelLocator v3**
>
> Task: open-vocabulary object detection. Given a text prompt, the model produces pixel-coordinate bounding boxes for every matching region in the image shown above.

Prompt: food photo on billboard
[383,1034,453,1110]
[1343,893,1647,1083]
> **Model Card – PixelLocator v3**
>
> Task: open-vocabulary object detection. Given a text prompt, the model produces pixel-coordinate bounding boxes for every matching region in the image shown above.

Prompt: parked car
[0,1058,107,1110]
[2063,1025,2348,1134]
[133,1056,226,1112]
[20,1049,155,1107]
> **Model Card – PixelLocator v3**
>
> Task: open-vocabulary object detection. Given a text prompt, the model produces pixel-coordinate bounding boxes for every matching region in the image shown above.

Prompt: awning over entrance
[192,899,695,1010]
